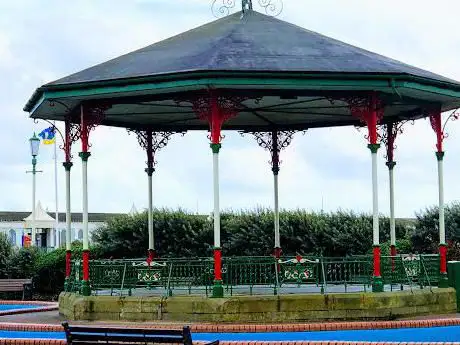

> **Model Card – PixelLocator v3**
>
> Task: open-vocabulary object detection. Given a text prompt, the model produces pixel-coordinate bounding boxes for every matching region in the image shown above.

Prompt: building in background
[0,201,130,250]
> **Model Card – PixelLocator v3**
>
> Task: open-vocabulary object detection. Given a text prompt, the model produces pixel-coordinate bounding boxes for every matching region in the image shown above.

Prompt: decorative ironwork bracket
[127,129,187,171]
[378,121,411,163]
[177,92,246,144]
[80,103,110,152]
[428,107,459,152]
[63,119,81,162]
[240,130,305,174]
[211,0,283,18]
[345,94,384,144]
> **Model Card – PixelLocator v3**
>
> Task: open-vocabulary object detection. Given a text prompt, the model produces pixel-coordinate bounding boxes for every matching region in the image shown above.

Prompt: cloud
[1,0,459,219]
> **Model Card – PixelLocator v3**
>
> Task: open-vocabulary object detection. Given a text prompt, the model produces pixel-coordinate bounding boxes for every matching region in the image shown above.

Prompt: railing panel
[65,253,441,296]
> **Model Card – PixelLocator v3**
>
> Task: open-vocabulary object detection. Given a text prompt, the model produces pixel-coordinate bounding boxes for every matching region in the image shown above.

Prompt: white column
[388,165,395,247]
[31,169,36,247]
[65,167,72,251]
[438,155,445,244]
[273,173,280,248]
[213,151,220,248]
[372,151,379,245]
[148,173,154,251]
[82,159,89,250]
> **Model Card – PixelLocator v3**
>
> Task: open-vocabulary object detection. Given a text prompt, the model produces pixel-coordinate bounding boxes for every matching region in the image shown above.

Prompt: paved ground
[0,310,458,326]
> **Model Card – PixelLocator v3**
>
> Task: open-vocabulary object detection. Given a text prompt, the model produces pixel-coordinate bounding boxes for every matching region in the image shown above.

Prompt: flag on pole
[38,127,56,145]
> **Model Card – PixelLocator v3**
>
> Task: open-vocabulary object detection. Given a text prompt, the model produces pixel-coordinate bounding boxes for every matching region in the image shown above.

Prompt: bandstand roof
[24,10,460,130]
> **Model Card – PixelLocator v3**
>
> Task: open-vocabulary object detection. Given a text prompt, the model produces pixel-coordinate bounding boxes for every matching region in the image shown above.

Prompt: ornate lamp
[29,133,40,157]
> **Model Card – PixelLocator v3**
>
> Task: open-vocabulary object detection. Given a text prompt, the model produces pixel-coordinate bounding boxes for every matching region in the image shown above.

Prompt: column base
[273,247,282,259]
[80,280,91,296]
[147,249,156,263]
[212,280,224,298]
[439,272,449,288]
[390,245,397,257]
[372,276,384,292]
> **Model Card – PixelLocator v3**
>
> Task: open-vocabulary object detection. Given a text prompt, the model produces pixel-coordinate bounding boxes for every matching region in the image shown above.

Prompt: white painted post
[82,159,89,251]
[213,151,220,248]
[273,173,280,249]
[438,157,445,245]
[389,165,395,247]
[372,151,379,246]
[148,172,154,251]
[65,167,72,251]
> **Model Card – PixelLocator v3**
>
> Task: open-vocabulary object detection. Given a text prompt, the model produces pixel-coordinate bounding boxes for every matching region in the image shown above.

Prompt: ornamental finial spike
[242,0,253,12]
[211,0,282,18]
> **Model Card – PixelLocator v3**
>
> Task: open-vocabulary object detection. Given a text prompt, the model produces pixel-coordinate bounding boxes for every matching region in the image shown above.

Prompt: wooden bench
[0,279,32,300]
[62,322,219,345]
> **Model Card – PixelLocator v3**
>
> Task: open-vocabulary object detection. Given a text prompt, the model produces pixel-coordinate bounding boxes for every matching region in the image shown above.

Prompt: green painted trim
[80,280,91,296]
[402,82,460,99]
[63,162,73,171]
[210,143,221,154]
[439,273,449,288]
[26,76,398,113]
[372,276,384,293]
[368,143,381,153]
[212,280,224,298]
[436,151,445,161]
[26,74,460,115]
[386,161,396,169]
[79,152,91,161]
[145,167,155,176]
[41,78,392,99]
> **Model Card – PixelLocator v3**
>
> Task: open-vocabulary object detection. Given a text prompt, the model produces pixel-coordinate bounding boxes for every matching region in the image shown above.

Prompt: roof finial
[242,0,253,12]
[211,0,283,18]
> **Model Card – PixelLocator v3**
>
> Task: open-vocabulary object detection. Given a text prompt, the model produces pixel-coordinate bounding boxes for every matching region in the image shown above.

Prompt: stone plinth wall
[59,288,457,322]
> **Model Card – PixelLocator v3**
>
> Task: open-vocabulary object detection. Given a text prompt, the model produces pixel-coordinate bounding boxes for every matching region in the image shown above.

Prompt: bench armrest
[203,341,219,345]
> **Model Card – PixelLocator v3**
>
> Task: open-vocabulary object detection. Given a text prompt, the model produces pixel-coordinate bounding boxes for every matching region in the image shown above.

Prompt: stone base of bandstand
[59,288,456,322]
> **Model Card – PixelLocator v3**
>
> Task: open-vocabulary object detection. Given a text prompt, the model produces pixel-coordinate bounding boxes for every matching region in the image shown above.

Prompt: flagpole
[53,121,59,249]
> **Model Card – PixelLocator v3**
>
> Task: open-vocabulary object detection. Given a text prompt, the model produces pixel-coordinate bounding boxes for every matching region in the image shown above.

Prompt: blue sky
[1,0,460,217]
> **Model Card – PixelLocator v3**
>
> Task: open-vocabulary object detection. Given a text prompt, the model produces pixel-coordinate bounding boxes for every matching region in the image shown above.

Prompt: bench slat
[69,327,184,336]
[63,323,217,345]
[70,334,184,343]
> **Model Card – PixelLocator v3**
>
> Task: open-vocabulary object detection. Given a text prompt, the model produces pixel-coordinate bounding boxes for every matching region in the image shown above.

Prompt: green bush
[0,234,12,278]
[91,208,412,259]
[410,202,460,258]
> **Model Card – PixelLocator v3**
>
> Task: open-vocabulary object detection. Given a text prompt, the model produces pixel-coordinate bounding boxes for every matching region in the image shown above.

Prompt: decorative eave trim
[24,71,460,113]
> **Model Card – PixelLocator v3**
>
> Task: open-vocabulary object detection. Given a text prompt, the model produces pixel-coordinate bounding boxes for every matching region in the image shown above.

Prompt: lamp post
[28,133,41,247]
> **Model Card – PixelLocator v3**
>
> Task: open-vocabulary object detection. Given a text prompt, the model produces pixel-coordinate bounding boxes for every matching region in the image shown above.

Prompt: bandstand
[24,0,460,321]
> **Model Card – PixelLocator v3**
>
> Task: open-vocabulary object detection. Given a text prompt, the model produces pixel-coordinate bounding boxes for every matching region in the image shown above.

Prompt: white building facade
[0,202,125,250]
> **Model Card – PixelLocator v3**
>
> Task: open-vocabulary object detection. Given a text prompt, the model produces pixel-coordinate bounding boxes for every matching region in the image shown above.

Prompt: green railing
[66,254,441,296]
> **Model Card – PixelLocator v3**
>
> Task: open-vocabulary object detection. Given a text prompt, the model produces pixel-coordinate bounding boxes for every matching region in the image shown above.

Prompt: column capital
[210,143,221,153]
[79,152,91,161]
[385,161,396,169]
[436,151,445,161]
[63,161,73,171]
[145,167,155,176]
[368,143,380,153]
